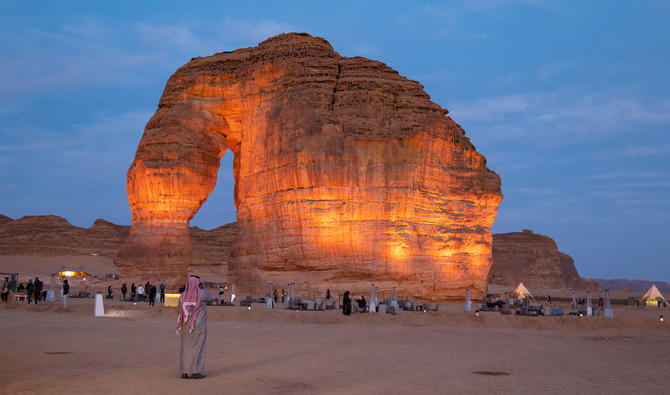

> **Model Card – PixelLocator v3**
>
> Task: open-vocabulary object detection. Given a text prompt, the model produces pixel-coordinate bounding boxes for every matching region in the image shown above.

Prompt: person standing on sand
[8,275,17,303]
[149,284,157,306]
[131,283,136,301]
[1,277,9,303]
[62,279,69,308]
[121,283,127,300]
[326,289,331,303]
[273,288,278,303]
[160,281,166,304]
[281,288,285,303]
[138,284,145,302]
[9,275,17,292]
[35,277,43,303]
[177,275,216,379]
[27,279,34,304]
[342,291,352,316]
[218,286,224,304]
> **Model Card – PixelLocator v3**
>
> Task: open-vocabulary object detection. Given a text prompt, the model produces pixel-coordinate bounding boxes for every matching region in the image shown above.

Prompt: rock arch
[114,33,502,300]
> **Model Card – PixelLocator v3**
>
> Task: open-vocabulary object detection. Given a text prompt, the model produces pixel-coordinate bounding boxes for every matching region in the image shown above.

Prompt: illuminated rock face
[114,33,502,300]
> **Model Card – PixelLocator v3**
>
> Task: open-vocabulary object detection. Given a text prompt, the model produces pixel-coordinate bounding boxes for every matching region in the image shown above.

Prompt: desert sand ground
[1,297,669,395]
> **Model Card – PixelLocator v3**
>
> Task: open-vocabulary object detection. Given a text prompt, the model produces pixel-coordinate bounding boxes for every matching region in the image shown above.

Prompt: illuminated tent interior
[511,282,534,300]
[55,268,90,278]
[641,284,665,306]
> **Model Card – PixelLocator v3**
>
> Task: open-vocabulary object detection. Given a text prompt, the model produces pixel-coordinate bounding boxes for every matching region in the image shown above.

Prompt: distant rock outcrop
[0,214,13,225]
[0,215,237,280]
[0,215,129,257]
[489,229,599,290]
[595,279,670,293]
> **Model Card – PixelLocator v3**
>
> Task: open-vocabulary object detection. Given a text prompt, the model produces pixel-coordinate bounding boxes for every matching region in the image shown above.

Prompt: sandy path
[1,300,669,394]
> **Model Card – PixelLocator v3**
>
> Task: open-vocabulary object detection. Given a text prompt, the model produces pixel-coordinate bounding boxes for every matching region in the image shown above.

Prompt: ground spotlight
[475,311,479,317]
[661,315,664,322]
[248,306,251,310]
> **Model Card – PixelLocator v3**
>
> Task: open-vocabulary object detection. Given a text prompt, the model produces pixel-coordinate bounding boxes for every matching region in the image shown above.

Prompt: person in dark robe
[342,291,352,315]
[177,275,216,379]
[131,283,136,301]
[1,277,8,303]
[121,283,127,300]
[149,284,157,306]
[273,289,278,303]
[9,275,17,293]
[34,277,43,303]
[357,296,367,309]
[26,279,34,304]
[160,280,166,303]
[281,289,285,303]
[326,289,331,303]
[107,284,113,299]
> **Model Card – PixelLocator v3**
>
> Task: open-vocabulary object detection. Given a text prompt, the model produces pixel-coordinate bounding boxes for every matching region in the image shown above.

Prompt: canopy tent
[641,284,666,306]
[511,282,534,300]
[55,267,90,278]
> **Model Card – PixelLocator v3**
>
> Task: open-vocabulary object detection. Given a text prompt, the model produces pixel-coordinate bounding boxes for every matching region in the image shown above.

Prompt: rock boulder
[114,33,502,300]
[489,230,598,290]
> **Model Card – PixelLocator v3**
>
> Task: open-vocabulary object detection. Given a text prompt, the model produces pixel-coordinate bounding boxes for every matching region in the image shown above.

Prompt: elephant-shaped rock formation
[114,33,502,300]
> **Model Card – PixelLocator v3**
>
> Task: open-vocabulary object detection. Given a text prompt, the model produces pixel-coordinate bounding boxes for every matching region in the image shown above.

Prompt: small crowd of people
[1,275,45,304]
[118,280,167,305]
[270,288,288,304]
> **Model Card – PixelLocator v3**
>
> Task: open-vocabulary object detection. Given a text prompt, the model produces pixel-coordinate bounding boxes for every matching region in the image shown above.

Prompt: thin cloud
[451,94,529,121]
[450,91,670,143]
[0,17,295,96]
[590,170,666,180]
[622,144,670,157]
[135,23,216,54]
[220,17,293,43]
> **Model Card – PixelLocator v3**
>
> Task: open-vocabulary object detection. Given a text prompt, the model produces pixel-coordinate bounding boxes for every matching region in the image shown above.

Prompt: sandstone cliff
[115,33,502,300]
[489,230,598,290]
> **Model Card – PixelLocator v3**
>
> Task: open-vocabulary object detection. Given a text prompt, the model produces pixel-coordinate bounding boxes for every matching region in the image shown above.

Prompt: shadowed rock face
[489,230,599,290]
[114,33,502,300]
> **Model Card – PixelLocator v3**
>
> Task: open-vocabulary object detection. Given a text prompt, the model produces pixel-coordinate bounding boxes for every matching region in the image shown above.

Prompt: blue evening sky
[1,1,668,281]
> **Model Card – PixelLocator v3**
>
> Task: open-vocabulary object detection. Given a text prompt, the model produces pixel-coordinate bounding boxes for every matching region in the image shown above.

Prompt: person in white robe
[177,275,216,379]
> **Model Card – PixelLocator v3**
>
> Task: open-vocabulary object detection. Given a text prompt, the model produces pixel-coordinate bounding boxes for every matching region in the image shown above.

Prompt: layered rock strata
[115,33,502,300]
[0,215,237,280]
[0,215,129,257]
[489,230,599,290]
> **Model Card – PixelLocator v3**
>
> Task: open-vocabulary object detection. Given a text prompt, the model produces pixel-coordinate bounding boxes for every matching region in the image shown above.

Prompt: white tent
[511,282,534,300]
[641,284,666,306]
